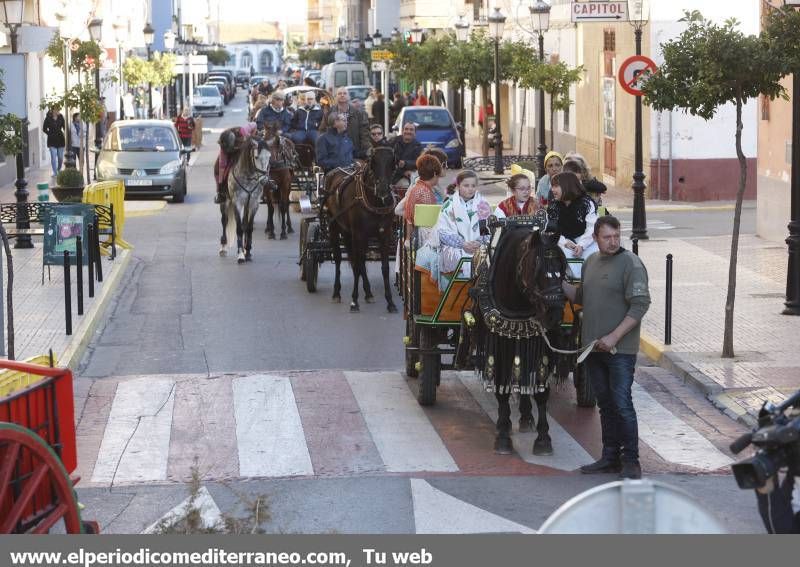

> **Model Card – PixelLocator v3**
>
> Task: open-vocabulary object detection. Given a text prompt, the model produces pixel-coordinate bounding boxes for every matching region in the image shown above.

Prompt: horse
[466,217,573,456]
[262,125,297,240]
[224,135,271,263]
[215,127,241,256]
[322,146,397,313]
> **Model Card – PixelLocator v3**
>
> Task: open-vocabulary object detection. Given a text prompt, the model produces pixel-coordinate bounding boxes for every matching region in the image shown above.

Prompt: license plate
[127,179,153,186]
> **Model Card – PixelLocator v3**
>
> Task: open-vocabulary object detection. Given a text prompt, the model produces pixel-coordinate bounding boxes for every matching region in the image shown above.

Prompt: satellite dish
[539,480,727,534]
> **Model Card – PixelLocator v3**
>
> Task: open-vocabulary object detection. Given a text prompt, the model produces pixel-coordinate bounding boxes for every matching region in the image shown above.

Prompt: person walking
[174,107,195,147]
[364,88,377,121]
[389,92,406,124]
[69,113,84,171]
[413,87,428,106]
[562,215,651,480]
[122,90,135,120]
[371,92,385,127]
[42,106,66,177]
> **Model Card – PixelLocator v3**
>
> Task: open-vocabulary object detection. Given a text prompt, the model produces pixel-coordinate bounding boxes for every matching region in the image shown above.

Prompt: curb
[612,205,737,213]
[125,202,167,217]
[639,333,757,428]
[59,248,132,370]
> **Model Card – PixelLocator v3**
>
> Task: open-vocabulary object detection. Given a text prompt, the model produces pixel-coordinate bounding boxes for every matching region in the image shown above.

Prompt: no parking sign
[618,55,657,96]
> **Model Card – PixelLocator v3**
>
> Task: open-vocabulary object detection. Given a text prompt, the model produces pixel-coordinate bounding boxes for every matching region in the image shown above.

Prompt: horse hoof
[350,303,360,313]
[387,303,398,313]
[245,255,253,262]
[365,295,375,304]
[237,258,246,265]
[518,416,533,433]
[280,233,287,240]
[267,233,276,240]
[533,437,553,456]
[332,296,341,303]
[494,435,513,455]
[219,249,227,257]
[287,227,295,234]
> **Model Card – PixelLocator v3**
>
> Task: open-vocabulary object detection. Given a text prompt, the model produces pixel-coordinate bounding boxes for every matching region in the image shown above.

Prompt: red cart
[0,359,98,534]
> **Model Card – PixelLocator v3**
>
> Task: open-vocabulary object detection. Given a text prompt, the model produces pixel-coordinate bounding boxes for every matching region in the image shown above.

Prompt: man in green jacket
[563,215,651,480]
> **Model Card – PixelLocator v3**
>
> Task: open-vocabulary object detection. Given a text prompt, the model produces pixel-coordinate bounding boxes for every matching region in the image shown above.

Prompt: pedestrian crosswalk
[76,370,734,487]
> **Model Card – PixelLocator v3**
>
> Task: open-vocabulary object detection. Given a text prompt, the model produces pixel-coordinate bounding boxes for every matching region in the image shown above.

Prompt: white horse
[224,136,271,263]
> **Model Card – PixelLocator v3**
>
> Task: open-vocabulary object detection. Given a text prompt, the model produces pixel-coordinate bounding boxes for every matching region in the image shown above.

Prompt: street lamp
[143,22,154,118]
[372,30,382,47]
[348,37,359,51]
[454,15,470,129]
[55,11,77,171]
[783,0,800,315]
[390,27,400,42]
[410,23,423,44]
[1,0,31,249]
[364,34,373,49]
[628,0,649,240]
[488,8,506,175]
[113,19,127,120]
[88,17,102,183]
[164,30,176,118]
[529,0,551,180]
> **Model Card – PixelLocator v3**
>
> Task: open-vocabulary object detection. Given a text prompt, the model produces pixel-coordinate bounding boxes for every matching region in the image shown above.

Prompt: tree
[298,48,334,68]
[202,49,231,67]
[642,11,786,358]
[525,61,583,150]
[122,56,155,87]
[151,52,178,87]
[0,70,23,157]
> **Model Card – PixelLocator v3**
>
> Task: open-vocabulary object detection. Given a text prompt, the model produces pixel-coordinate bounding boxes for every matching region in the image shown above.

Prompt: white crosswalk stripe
[82,370,734,485]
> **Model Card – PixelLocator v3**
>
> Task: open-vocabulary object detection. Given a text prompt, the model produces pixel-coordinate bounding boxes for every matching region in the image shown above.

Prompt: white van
[320,61,370,94]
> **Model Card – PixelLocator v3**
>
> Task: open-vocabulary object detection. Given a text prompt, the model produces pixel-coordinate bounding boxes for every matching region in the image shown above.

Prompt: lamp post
[183,24,194,112]
[113,19,127,120]
[488,8,506,175]
[163,30,176,118]
[88,17,102,183]
[629,0,649,240]
[783,0,800,315]
[55,11,77,171]
[143,22,154,118]
[2,0,32,249]
[529,0,551,180]
[454,15,470,130]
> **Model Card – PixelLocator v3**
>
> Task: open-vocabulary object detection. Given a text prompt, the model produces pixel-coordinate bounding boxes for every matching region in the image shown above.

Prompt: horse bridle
[231,142,270,197]
[363,146,395,206]
[516,231,567,315]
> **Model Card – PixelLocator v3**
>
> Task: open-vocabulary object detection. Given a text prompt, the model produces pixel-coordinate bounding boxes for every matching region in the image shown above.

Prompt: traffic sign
[371,61,387,72]
[571,1,629,23]
[618,55,657,96]
[371,50,394,62]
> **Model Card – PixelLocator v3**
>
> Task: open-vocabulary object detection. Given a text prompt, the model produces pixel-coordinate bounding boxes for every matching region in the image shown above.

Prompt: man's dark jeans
[585,352,639,463]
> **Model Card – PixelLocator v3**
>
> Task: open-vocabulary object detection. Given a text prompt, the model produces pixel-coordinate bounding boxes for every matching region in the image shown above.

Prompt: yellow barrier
[82,179,133,254]
[0,354,58,397]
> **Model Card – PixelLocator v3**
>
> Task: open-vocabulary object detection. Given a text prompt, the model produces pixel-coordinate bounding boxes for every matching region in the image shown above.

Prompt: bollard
[64,251,72,336]
[76,235,84,316]
[93,217,103,282]
[36,182,49,202]
[87,224,95,297]
[665,253,673,345]
[632,236,639,256]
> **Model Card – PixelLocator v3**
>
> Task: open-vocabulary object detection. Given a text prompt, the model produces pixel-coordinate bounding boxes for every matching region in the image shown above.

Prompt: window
[761,95,770,121]
[334,71,348,87]
[402,110,452,129]
[105,125,179,151]
[351,70,365,85]
[563,105,570,133]
[603,30,616,52]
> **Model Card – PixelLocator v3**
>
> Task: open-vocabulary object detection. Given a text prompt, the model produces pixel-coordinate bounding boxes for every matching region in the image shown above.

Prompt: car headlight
[160,160,182,175]
[97,162,117,177]
[445,138,461,149]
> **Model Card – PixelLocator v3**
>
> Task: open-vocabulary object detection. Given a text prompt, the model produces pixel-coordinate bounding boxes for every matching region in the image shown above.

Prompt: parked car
[206,77,232,104]
[208,70,236,93]
[343,85,371,104]
[192,85,224,117]
[235,70,251,87]
[391,106,463,169]
[250,75,267,88]
[94,120,192,203]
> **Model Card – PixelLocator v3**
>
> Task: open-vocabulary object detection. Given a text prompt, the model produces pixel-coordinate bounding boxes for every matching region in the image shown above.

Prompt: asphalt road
[73,91,767,535]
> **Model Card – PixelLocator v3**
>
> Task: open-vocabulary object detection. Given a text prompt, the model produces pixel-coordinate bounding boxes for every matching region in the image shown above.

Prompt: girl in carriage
[493,173,539,219]
[414,169,492,290]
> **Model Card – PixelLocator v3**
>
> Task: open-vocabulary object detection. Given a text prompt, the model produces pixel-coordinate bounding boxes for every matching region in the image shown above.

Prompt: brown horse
[467,218,573,456]
[323,146,397,313]
[262,126,296,240]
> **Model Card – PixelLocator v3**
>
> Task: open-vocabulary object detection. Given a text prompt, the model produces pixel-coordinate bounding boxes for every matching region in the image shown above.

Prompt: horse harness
[326,149,396,222]
[231,146,270,213]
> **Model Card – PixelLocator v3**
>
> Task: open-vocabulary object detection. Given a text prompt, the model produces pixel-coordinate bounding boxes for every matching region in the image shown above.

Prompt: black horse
[468,218,573,456]
[322,146,398,313]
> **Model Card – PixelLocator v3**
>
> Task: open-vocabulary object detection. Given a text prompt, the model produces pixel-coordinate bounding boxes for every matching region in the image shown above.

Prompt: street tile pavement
[636,234,799,425]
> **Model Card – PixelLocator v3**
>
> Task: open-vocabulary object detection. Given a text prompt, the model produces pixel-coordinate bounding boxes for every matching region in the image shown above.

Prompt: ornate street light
[55,10,78,171]
[488,7,506,175]
[163,30,176,118]
[1,0,31,248]
[113,19,128,120]
[348,37,359,50]
[390,27,400,41]
[410,23,423,44]
[628,0,649,240]
[529,0,551,180]
[88,18,103,182]
[364,34,373,49]
[372,29,382,47]
[783,0,800,314]
[454,15,470,130]
[143,22,154,118]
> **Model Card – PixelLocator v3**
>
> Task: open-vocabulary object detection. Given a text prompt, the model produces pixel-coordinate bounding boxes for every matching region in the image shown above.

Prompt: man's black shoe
[579,458,622,474]
[619,461,642,480]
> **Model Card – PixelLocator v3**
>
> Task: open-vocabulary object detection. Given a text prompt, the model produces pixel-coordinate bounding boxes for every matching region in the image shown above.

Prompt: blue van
[392,106,463,169]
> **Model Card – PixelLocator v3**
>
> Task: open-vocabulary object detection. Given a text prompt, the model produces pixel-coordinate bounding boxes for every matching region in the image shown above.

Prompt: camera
[730,389,800,489]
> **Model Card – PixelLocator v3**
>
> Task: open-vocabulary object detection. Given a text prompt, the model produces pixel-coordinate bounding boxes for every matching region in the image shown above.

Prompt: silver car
[94,120,192,202]
[192,85,224,117]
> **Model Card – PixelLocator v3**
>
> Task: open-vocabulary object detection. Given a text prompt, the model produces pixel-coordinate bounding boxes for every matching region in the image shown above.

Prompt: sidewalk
[0,164,162,368]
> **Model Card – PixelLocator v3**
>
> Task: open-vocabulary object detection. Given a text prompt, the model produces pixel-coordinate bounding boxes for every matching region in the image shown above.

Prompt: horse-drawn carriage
[400,205,596,411]
[0,359,99,533]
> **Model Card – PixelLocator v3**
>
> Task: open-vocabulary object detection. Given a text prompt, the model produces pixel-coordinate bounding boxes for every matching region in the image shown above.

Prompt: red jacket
[175,115,194,139]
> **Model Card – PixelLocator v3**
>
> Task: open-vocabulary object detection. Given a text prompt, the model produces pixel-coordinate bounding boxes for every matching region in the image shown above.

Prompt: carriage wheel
[299,219,309,281]
[418,326,439,406]
[305,252,318,293]
[574,364,596,408]
[405,317,419,378]
[0,423,87,534]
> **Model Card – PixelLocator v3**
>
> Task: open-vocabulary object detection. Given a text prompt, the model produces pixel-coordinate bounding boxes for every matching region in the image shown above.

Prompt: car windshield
[403,110,452,129]
[105,125,179,151]
[347,87,371,101]
[195,86,219,97]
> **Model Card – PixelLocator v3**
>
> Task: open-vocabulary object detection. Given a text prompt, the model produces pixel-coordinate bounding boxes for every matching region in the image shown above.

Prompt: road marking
[458,372,593,471]
[232,375,314,477]
[91,378,175,484]
[411,479,536,534]
[142,486,222,534]
[345,371,459,472]
[632,383,732,471]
